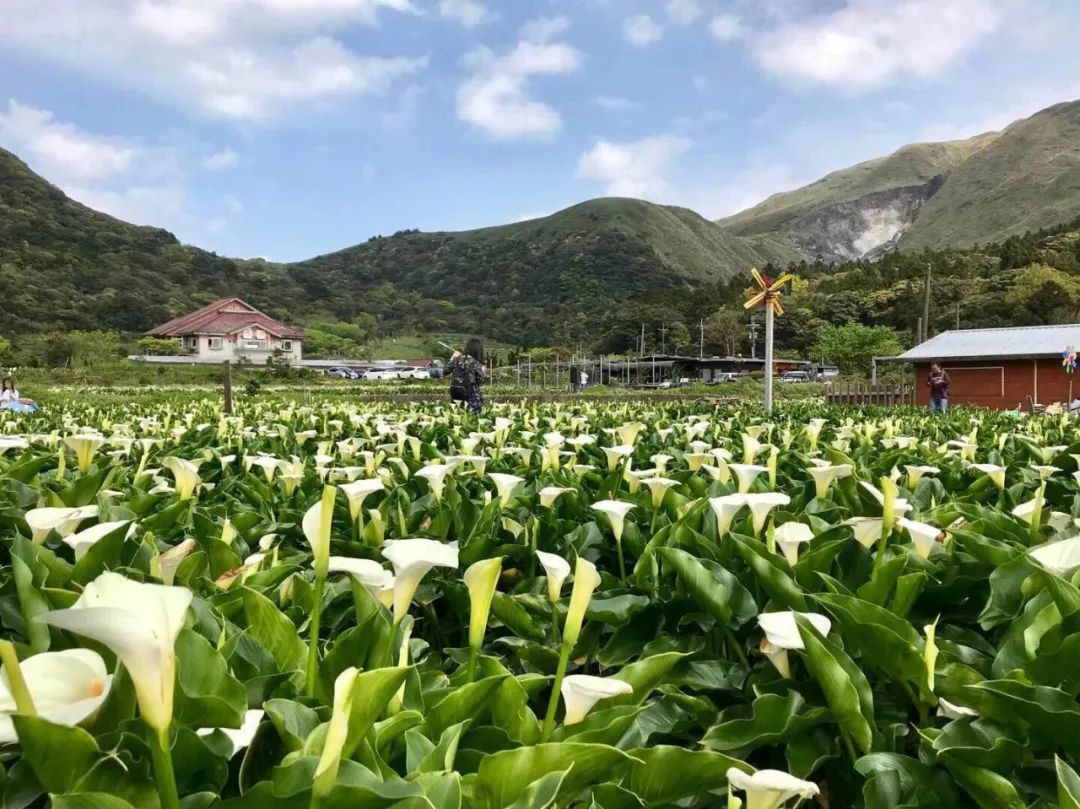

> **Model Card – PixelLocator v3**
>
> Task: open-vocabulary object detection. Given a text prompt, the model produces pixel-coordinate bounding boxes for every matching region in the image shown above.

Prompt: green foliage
[136,337,181,356]
[813,323,904,377]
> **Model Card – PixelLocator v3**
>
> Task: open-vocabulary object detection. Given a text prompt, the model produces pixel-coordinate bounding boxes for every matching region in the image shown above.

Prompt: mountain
[0,145,796,345]
[719,100,1080,262]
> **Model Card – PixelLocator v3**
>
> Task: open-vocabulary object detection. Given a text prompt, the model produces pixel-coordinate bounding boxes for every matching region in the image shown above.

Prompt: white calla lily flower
[591,500,635,543]
[937,698,978,720]
[328,557,395,608]
[709,494,746,536]
[844,517,884,549]
[899,519,941,559]
[0,649,112,743]
[313,667,359,797]
[536,551,571,603]
[807,463,852,499]
[64,434,106,473]
[773,522,814,566]
[488,473,525,508]
[162,457,201,499]
[726,767,820,809]
[905,465,940,487]
[464,557,502,651]
[602,445,634,471]
[560,674,633,725]
[641,477,678,508]
[1012,496,1046,524]
[539,487,571,508]
[416,464,450,501]
[41,572,191,732]
[970,463,1006,490]
[302,486,337,577]
[62,520,134,560]
[744,493,791,535]
[730,463,769,493]
[1030,537,1080,576]
[563,557,601,646]
[338,479,385,521]
[758,610,831,678]
[381,539,459,623]
[197,709,265,757]
[24,506,99,543]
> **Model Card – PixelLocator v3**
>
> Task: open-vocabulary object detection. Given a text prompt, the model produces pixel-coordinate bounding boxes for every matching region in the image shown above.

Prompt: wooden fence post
[223,361,234,415]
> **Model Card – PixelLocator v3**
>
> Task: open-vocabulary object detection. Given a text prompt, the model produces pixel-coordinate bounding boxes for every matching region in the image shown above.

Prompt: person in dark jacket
[447,338,487,414]
[927,362,951,413]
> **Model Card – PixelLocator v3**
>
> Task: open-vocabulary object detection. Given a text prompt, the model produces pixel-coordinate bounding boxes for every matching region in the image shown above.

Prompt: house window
[208,337,223,350]
[184,336,197,349]
[256,329,266,339]
[281,340,292,351]
[243,328,253,339]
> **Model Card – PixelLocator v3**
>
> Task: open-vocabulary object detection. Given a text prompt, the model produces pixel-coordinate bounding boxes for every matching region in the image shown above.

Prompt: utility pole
[659,324,668,355]
[639,323,645,357]
[699,318,705,359]
[748,317,759,359]
[955,301,961,330]
[922,262,932,342]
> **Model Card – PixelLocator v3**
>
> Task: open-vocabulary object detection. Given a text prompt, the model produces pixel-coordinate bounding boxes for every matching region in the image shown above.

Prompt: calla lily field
[3,397,1080,807]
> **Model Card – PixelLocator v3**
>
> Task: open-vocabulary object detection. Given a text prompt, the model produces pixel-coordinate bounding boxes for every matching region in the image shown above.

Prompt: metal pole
[660,324,667,355]
[640,324,645,357]
[222,360,233,415]
[955,301,960,330]
[699,318,704,359]
[764,305,774,415]
[871,357,878,385]
[922,263,932,341]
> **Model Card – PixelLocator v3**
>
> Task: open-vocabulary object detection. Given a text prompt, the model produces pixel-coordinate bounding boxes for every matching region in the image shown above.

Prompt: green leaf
[468,743,638,808]
[69,522,131,586]
[657,548,757,627]
[174,628,247,728]
[422,674,507,739]
[1057,756,1080,809]
[11,715,99,794]
[796,613,875,754]
[50,795,138,809]
[265,699,320,752]
[729,533,808,610]
[702,691,828,754]
[241,586,306,677]
[618,746,750,804]
[611,652,687,705]
[12,554,51,653]
[504,769,570,809]
[973,679,1080,756]
[940,756,1026,809]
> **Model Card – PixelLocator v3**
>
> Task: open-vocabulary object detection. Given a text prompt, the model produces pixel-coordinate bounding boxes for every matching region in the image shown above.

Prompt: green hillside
[0,147,793,346]
[718,100,1080,262]
[899,101,1080,250]
[718,132,998,237]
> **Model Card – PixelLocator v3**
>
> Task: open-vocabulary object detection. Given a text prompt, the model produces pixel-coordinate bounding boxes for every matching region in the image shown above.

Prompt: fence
[825,383,915,406]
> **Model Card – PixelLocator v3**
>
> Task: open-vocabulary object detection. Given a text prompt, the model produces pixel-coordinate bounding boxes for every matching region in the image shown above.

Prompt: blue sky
[1,0,1078,261]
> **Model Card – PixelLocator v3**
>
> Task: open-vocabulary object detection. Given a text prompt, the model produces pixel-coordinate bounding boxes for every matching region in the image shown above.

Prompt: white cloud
[577,136,691,199]
[224,195,245,214]
[64,182,188,227]
[0,100,135,183]
[438,0,492,28]
[666,0,702,25]
[519,15,571,44]
[592,96,640,111]
[0,0,426,122]
[457,23,581,139]
[203,148,239,170]
[624,14,662,46]
[708,14,745,42]
[753,0,1001,90]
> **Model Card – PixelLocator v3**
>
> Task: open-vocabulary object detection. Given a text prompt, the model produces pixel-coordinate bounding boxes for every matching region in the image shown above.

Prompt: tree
[136,337,180,356]
[667,322,692,355]
[1006,264,1080,323]
[812,323,904,377]
[703,310,744,356]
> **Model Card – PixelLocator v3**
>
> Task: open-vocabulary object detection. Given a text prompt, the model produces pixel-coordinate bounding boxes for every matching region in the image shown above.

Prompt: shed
[882,324,1080,409]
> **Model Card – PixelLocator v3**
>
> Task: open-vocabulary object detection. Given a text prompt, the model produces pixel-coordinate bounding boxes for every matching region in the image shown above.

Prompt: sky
[1,0,1079,262]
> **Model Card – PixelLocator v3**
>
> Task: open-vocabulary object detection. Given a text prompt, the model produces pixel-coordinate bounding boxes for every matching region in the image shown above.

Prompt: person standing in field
[927,362,951,413]
[448,338,487,414]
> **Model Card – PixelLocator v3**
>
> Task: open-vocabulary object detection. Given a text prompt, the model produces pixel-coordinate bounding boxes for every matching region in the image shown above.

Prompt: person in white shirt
[0,376,34,409]
[579,370,589,391]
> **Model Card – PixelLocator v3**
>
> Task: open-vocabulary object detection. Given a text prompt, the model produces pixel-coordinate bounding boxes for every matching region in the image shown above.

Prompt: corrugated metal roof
[889,324,1080,362]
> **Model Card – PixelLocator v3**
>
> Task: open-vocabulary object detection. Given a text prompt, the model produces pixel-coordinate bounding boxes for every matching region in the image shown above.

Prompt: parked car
[325,367,358,379]
[398,366,432,380]
[363,369,400,381]
[780,371,812,383]
[707,372,740,384]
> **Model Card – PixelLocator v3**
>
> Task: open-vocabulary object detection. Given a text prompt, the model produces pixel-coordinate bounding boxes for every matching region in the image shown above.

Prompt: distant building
[145,298,304,365]
[883,324,1080,409]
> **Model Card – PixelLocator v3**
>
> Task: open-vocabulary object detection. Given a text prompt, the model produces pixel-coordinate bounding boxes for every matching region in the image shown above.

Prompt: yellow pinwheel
[743,268,794,316]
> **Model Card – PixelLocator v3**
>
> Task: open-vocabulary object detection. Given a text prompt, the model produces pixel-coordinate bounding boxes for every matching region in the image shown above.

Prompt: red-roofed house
[146,298,304,365]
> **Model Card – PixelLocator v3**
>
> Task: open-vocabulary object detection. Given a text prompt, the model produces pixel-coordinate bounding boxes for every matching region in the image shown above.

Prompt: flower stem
[148,726,180,809]
[550,600,561,646]
[306,573,326,698]
[616,538,627,584]
[0,642,35,715]
[541,641,573,741]
[465,646,478,684]
[873,526,891,574]
[721,624,749,669]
